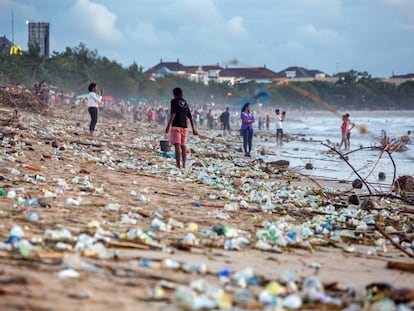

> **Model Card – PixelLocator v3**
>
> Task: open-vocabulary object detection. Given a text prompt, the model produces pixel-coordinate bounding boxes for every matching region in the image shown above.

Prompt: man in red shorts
[165,87,198,168]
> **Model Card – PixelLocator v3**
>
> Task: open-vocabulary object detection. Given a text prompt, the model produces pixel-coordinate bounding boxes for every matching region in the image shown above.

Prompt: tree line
[1,43,413,110]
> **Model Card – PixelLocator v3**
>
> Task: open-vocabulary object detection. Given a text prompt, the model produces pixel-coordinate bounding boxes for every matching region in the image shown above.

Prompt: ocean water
[258,110,414,184]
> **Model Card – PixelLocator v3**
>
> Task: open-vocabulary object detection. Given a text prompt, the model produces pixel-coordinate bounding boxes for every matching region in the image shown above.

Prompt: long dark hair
[241,102,250,113]
[88,82,97,92]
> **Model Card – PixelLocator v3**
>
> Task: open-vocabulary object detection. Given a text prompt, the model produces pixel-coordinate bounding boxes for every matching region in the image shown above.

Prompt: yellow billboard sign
[10,45,23,56]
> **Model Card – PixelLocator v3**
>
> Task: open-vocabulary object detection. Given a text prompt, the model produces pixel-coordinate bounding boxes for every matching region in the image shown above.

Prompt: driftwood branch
[374,222,414,259]
[321,143,373,195]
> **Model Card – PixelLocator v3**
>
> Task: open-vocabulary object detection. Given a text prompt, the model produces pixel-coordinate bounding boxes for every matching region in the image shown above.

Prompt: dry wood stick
[374,222,414,259]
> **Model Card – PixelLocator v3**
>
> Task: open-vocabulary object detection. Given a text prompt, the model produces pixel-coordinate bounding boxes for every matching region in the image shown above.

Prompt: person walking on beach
[207,109,214,129]
[338,114,349,150]
[220,106,231,136]
[240,102,255,157]
[87,82,104,137]
[165,87,198,169]
[265,113,270,131]
[345,113,355,150]
[275,109,286,146]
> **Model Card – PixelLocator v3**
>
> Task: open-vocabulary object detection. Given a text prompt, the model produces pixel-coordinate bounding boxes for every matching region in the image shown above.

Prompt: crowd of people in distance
[15,80,410,166]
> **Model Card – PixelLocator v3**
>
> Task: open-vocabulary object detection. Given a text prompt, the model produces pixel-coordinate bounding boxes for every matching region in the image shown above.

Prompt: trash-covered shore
[1,97,414,311]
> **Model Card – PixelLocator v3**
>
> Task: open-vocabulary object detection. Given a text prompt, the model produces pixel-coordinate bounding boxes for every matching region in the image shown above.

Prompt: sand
[0,104,413,311]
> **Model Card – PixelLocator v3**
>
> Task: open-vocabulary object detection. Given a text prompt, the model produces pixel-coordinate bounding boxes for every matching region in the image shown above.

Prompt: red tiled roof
[219,67,282,79]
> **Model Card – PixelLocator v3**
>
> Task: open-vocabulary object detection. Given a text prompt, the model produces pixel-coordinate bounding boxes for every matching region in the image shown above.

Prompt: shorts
[346,132,351,139]
[276,128,283,138]
[169,126,188,146]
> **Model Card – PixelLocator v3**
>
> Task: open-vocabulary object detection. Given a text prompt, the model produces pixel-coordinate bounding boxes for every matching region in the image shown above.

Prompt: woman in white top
[87,82,103,136]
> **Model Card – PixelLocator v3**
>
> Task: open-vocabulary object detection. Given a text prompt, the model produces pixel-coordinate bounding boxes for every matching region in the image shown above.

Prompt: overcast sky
[1,0,413,77]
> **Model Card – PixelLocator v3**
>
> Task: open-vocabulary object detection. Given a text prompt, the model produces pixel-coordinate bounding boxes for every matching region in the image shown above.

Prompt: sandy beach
[0,103,413,310]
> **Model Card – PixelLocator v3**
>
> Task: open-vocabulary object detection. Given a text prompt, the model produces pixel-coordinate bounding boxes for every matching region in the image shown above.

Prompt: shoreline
[0,104,413,310]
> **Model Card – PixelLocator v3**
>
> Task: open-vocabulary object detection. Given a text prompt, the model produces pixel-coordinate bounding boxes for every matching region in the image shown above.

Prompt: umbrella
[127,97,137,103]
[102,95,114,102]
[76,94,89,100]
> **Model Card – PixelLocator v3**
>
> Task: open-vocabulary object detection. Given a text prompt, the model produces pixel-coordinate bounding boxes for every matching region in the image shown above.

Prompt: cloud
[381,0,405,6]
[68,0,124,45]
[296,24,345,48]
[1,0,413,76]
[174,0,220,24]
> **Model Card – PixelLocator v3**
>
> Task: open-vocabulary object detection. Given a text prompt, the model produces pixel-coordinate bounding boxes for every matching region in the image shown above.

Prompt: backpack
[220,112,226,123]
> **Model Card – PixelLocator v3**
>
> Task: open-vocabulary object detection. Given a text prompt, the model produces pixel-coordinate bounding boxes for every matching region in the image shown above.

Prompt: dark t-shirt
[171,96,192,128]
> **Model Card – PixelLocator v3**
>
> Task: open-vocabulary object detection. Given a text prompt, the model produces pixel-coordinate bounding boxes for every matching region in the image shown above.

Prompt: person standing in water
[338,114,349,150]
[87,82,104,137]
[165,87,198,169]
[345,113,355,150]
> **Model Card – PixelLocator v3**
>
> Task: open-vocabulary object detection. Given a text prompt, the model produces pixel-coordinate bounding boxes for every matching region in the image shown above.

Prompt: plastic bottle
[282,294,302,309]
[35,174,45,182]
[10,168,20,176]
[218,268,231,277]
[223,226,238,238]
[174,286,196,309]
[18,198,49,208]
[151,218,169,231]
[182,263,207,274]
[161,258,180,269]
[7,225,24,246]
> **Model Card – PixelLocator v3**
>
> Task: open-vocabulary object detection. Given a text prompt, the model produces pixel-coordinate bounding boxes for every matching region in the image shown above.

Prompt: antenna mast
[11,10,15,44]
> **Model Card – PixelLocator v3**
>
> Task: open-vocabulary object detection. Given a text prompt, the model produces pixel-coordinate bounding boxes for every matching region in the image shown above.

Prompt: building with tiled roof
[144,59,188,79]
[218,66,282,85]
[145,60,336,85]
[185,64,223,84]
[279,66,328,79]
